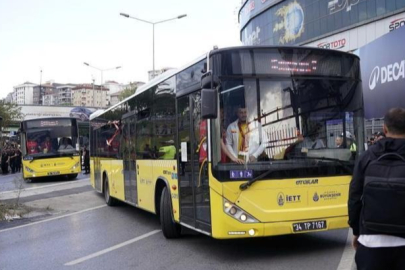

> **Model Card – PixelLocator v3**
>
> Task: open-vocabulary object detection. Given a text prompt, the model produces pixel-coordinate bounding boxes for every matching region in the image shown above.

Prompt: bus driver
[225,106,266,163]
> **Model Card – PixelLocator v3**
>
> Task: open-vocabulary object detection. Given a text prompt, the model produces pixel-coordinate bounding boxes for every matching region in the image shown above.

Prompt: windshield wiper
[239,169,275,191]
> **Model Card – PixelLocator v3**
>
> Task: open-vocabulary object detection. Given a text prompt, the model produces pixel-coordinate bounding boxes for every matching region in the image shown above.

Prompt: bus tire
[104,176,117,206]
[67,173,78,180]
[160,186,181,239]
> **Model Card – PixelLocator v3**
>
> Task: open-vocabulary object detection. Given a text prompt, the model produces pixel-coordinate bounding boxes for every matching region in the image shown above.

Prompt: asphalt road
[0,171,89,193]
[0,172,356,270]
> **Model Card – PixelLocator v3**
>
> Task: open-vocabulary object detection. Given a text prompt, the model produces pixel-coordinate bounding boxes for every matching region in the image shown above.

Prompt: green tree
[118,84,137,101]
[0,101,23,130]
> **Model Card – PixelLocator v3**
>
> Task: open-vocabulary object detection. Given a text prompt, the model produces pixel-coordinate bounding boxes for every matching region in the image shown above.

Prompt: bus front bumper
[212,215,349,239]
[23,166,81,179]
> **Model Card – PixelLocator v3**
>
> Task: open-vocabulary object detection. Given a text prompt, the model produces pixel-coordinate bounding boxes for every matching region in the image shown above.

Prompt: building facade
[103,81,125,94]
[109,81,145,106]
[72,84,109,108]
[13,82,37,105]
[57,85,75,105]
[239,0,405,51]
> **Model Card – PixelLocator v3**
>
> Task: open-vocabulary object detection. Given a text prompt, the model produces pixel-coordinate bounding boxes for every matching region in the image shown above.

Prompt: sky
[0,0,243,99]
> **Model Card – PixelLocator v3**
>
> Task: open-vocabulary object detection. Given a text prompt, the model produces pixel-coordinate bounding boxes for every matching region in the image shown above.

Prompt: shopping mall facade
[239,0,405,52]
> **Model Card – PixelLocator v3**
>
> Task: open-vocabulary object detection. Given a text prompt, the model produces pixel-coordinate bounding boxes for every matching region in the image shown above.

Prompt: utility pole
[39,69,43,105]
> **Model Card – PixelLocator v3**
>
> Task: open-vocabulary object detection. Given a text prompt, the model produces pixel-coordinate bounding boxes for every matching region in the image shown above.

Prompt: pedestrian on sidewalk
[83,146,90,174]
[349,108,405,270]
[9,148,16,174]
[15,146,22,173]
[1,148,9,174]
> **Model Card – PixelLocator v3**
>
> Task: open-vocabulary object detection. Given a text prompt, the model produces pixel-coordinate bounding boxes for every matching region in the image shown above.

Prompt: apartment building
[72,84,109,108]
[13,82,37,105]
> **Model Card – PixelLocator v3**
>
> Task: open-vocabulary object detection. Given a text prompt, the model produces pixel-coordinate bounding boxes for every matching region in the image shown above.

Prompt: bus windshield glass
[22,119,79,158]
[210,48,364,182]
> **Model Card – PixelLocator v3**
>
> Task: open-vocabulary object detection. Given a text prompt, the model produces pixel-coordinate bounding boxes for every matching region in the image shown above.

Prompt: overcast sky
[0,0,242,98]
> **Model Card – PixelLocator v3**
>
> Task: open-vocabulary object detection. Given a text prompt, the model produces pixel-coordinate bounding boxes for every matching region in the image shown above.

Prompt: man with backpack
[349,108,405,270]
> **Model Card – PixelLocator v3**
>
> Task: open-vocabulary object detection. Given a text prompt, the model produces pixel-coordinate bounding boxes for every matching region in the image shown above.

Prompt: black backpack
[363,152,405,234]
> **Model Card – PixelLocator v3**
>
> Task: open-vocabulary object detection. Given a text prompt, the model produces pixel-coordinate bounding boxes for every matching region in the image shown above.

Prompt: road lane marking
[0,204,106,233]
[336,230,357,270]
[0,178,90,195]
[0,179,91,200]
[64,230,162,266]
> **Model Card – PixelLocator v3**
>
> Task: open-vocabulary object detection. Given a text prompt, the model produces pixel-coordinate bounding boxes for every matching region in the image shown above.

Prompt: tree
[0,101,23,130]
[118,84,138,101]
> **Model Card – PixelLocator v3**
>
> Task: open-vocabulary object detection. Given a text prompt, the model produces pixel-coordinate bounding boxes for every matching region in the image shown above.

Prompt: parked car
[69,107,93,122]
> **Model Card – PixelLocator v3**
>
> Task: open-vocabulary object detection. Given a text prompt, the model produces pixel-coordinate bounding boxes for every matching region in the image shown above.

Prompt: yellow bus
[90,46,364,239]
[21,117,81,180]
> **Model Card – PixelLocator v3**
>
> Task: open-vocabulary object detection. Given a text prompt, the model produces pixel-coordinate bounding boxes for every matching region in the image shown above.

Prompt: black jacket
[348,137,405,236]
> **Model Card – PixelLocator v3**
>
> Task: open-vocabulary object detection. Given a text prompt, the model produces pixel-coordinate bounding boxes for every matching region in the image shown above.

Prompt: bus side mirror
[201,72,212,89]
[201,88,218,119]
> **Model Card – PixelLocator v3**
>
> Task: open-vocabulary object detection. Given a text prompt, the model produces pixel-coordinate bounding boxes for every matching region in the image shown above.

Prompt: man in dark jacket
[349,108,405,270]
[83,146,90,174]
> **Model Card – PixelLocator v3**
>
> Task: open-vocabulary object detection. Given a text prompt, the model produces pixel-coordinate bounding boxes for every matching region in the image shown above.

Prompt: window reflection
[213,77,363,181]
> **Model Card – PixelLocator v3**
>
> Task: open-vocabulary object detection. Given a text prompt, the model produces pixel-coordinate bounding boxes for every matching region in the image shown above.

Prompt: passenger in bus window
[27,136,39,154]
[297,124,325,150]
[41,136,52,153]
[335,134,344,148]
[143,144,155,159]
[226,106,266,163]
[220,108,241,164]
[58,138,73,150]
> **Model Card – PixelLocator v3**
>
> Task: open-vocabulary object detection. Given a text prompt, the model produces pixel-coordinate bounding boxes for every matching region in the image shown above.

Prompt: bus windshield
[210,48,364,182]
[22,118,79,158]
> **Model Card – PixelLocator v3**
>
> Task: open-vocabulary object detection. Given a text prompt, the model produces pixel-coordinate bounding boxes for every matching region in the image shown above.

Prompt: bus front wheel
[104,176,118,206]
[160,186,181,239]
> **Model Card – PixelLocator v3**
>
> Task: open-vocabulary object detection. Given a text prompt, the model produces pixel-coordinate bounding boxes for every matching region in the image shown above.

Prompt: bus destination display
[270,59,318,73]
[26,119,72,129]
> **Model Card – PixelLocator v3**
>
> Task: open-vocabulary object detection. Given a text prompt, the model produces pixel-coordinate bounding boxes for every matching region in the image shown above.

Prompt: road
[0,171,90,193]
[0,172,356,270]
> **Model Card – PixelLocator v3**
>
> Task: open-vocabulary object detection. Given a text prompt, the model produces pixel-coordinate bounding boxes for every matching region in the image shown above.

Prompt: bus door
[93,127,102,192]
[177,92,211,234]
[122,112,137,205]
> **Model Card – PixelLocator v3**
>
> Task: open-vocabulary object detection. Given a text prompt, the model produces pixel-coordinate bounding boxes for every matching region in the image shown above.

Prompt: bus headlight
[223,199,258,223]
[25,166,35,173]
[71,162,80,170]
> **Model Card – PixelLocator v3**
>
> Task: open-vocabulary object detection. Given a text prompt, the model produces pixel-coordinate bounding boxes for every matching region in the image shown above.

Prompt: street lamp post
[83,63,121,107]
[119,12,187,78]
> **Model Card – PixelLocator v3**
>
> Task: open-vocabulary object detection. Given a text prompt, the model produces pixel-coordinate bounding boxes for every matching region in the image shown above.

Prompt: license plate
[293,220,327,232]
[48,171,60,176]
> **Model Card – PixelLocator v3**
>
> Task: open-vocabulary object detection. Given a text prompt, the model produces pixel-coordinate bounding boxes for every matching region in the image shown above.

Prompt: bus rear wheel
[67,174,78,181]
[160,186,181,239]
[104,176,117,206]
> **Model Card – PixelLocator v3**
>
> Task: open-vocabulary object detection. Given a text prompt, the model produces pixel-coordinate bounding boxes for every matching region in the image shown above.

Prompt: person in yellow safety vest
[344,131,357,159]
[158,140,176,160]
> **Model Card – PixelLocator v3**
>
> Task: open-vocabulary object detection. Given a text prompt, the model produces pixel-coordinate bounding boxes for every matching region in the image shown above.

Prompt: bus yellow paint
[136,160,155,212]
[22,156,81,179]
[89,46,363,240]
[110,160,125,201]
[20,117,81,180]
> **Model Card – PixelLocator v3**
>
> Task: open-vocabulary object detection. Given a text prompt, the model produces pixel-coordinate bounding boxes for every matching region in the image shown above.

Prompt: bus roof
[21,117,76,123]
[208,45,360,60]
[90,45,360,121]
[90,53,208,121]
